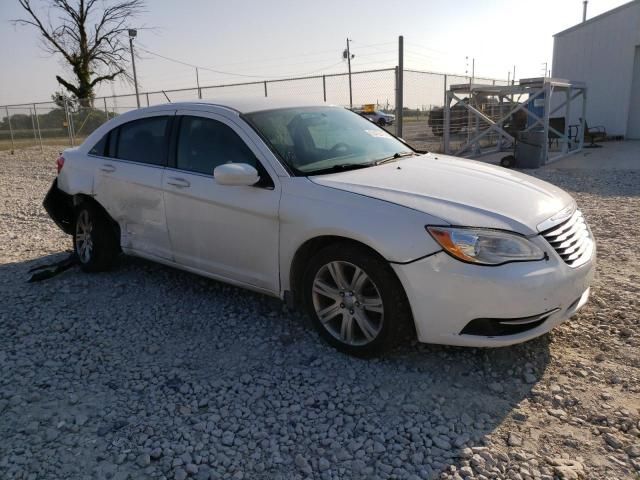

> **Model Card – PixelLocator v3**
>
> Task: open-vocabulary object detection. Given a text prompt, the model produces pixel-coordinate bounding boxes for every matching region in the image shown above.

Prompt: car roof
[141,98,339,115]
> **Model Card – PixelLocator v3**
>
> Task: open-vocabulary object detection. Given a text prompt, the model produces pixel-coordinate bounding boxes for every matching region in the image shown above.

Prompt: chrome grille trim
[541,209,593,268]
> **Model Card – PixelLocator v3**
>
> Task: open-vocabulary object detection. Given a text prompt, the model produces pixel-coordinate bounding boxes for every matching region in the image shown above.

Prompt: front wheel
[302,243,413,356]
[73,202,119,272]
[377,118,387,127]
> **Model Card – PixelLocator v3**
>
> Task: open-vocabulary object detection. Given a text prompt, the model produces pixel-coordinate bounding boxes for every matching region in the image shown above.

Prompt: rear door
[92,112,174,259]
[162,110,281,292]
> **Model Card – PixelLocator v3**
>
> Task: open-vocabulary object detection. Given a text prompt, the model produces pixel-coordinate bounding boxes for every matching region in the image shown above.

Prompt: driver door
[162,110,281,293]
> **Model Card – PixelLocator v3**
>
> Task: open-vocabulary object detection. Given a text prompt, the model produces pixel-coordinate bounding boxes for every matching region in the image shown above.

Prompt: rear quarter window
[88,134,108,156]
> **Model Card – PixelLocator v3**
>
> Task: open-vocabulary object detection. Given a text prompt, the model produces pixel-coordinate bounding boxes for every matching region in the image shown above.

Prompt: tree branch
[89,69,125,88]
[55,75,80,97]
[15,0,146,102]
[14,0,74,65]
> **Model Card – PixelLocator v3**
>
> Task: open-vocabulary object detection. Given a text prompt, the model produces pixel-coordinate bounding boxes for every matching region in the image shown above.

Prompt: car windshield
[244,106,413,175]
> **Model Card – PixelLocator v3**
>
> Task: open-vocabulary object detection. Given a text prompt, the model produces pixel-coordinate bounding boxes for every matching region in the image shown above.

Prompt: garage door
[627,46,640,139]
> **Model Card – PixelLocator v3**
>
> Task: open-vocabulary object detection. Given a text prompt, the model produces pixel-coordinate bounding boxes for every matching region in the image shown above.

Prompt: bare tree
[14,0,145,106]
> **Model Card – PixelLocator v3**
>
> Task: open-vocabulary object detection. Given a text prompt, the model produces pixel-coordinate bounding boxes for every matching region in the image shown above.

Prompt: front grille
[541,209,593,267]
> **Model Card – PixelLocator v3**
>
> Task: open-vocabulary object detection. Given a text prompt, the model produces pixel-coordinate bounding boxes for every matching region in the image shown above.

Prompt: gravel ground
[1,146,638,480]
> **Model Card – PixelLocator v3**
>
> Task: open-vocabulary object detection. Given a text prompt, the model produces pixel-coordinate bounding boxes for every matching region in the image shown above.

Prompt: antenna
[582,1,588,22]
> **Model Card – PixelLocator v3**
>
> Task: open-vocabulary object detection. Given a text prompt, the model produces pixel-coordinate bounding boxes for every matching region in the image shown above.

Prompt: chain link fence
[0,67,506,154]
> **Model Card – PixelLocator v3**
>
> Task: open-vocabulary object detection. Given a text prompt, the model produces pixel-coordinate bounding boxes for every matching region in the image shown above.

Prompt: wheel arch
[72,194,122,249]
[289,234,417,347]
[288,235,397,306]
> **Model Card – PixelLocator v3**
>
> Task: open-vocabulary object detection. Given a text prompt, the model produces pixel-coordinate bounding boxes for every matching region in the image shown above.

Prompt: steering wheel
[329,142,350,155]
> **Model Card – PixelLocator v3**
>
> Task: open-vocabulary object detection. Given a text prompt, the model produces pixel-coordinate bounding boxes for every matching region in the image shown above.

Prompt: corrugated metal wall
[552,1,640,137]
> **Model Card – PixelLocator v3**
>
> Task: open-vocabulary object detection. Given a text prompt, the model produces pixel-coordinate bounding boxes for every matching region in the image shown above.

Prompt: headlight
[426,226,545,265]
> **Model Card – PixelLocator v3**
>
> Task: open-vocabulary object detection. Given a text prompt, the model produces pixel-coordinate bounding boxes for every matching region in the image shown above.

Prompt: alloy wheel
[311,261,384,346]
[75,209,93,263]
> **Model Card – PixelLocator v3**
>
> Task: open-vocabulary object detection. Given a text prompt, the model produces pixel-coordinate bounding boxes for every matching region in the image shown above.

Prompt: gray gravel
[1,146,639,480]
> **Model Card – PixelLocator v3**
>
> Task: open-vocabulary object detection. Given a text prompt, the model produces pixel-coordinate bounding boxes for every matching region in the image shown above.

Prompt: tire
[377,118,386,127]
[500,155,515,168]
[73,202,119,272]
[302,243,413,356]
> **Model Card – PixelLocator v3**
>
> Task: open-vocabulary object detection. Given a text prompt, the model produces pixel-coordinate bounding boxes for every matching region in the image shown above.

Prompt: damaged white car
[44,99,595,355]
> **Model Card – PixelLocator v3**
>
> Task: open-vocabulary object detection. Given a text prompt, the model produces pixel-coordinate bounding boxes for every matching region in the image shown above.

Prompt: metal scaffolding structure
[443,77,587,165]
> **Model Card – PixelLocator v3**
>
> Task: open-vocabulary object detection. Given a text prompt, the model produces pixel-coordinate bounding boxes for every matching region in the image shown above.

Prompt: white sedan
[44,99,595,355]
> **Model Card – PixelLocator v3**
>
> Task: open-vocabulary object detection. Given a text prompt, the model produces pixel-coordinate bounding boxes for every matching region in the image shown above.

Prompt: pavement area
[472,140,640,171]
[546,141,640,170]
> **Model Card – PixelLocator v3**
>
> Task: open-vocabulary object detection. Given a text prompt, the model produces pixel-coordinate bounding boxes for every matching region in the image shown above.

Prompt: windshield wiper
[373,151,416,165]
[306,152,417,175]
[306,162,374,175]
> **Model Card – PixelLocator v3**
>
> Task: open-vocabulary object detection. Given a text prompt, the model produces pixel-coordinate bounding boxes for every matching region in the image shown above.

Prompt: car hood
[309,153,574,235]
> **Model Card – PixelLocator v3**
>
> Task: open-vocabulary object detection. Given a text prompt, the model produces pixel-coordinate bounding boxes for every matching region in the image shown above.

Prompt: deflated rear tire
[302,243,413,356]
[73,202,119,272]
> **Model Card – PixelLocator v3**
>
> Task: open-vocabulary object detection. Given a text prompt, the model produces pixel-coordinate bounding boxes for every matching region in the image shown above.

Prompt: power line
[349,40,396,53]
[141,52,346,74]
[177,47,344,70]
[138,47,345,79]
[405,41,450,56]
[137,47,264,78]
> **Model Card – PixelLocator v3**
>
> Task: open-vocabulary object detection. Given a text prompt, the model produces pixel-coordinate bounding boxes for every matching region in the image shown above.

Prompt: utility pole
[512,65,516,85]
[471,57,475,83]
[396,35,404,138]
[344,38,354,109]
[542,62,548,78]
[128,29,140,108]
[196,67,202,99]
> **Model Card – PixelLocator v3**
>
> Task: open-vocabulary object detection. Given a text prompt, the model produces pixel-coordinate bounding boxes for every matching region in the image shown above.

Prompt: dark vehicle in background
[428,98,528,137]
[428,101,468,136]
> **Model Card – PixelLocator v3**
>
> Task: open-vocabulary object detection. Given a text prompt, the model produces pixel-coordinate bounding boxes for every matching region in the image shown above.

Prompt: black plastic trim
[43,179,74,235]
[460,310,556,336]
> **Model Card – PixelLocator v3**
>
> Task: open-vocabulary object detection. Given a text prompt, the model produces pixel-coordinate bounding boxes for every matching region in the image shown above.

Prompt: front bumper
[392,244,595,347]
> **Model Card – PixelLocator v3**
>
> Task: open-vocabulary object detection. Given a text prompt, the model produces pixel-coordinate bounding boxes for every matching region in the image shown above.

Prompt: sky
[0,0,631,106]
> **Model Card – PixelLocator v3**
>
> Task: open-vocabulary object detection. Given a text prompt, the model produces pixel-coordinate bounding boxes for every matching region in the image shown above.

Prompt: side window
[176,116,257,175]
[115,116,170,166]
[89,134,107,156]
[107,128,118,157]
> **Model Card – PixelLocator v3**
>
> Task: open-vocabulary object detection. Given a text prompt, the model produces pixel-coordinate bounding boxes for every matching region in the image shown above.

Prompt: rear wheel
[73,202,119,272]
[302,243,412,356]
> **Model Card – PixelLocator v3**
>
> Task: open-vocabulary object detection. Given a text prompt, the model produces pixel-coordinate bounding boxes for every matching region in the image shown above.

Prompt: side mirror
[214,163,259,186]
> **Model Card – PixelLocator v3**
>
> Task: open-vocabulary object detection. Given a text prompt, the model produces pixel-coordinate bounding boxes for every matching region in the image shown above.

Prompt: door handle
[100,164,116,173]
[167,177,191,188]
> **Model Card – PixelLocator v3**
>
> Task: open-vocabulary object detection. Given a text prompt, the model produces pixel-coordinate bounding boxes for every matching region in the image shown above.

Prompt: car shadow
[2,252,552,479]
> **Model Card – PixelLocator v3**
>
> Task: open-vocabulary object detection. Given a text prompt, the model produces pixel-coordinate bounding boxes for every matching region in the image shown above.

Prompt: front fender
[278,178,444,292]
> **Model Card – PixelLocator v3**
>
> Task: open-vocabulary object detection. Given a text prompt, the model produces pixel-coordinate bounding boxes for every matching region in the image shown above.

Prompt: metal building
[552,0,640,139]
